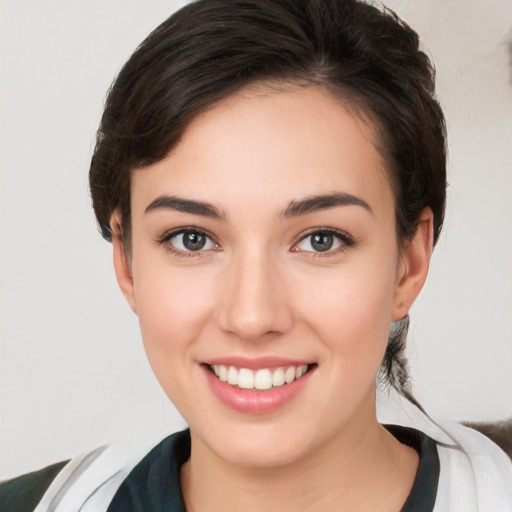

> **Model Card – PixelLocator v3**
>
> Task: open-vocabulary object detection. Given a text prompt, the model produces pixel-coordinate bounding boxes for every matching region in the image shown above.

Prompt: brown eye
[183,232,207,251]
[294,229,354,254]
[310,233,334,252]
[168,230,217,252]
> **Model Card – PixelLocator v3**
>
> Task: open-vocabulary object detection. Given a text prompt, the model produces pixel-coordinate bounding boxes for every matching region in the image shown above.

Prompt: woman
[1,0,511,510]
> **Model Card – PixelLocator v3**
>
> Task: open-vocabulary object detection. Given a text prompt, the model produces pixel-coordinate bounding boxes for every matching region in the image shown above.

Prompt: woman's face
[118,86,421,467]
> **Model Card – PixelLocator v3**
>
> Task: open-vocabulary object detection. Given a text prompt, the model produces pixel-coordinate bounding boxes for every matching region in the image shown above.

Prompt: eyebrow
[144,192,372,221]
[145,195,227,220]
[281,192,373,219]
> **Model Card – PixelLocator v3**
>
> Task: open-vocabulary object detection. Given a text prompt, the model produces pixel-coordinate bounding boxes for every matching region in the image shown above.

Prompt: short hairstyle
[89,0,447,399]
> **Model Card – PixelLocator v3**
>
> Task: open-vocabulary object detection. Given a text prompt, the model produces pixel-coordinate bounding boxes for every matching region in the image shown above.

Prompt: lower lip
[203,365,314,414]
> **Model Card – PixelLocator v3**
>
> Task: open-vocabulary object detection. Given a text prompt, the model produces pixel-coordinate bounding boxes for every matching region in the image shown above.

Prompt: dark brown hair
[89,0,447,398]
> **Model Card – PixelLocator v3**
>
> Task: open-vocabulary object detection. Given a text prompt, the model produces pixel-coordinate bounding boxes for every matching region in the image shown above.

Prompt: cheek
[294,256,397,368]
[132,260,217,387]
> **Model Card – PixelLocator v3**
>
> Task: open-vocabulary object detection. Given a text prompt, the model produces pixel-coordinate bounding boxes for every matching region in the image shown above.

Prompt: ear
[392,208,434,321]
[111,211,137,314]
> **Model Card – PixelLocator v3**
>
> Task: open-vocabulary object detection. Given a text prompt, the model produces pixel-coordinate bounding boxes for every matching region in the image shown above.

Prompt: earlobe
[392,208,434,321]
[110,212,137,314]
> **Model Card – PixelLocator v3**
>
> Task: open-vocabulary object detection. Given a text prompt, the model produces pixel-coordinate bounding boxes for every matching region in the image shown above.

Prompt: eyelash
[156,228,220,257]
[156,227,356,257]
[292,228,356,256]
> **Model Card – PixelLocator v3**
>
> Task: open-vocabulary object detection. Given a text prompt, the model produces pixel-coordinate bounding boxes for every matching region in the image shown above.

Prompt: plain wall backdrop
[1,0,511,480]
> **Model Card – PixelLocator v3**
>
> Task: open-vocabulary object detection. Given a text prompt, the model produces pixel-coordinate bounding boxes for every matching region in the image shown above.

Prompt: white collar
[36,387,512,512]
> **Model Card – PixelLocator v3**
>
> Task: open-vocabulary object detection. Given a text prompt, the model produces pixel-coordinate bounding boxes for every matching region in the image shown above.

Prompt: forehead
[131,85,394,216]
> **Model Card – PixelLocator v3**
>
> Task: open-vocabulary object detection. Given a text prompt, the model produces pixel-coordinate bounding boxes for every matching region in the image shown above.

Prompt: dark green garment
[107,429,190,511]
[0,426,439,512]
[108,426,439,511]
[0,461,68,512]
[386,425,440,512]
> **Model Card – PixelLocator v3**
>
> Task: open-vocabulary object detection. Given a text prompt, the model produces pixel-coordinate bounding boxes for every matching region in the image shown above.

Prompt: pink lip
[201,363,315,414]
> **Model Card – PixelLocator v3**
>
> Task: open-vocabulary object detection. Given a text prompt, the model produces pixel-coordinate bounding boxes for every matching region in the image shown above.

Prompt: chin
[220,437,308,468]
[192,416,323,469]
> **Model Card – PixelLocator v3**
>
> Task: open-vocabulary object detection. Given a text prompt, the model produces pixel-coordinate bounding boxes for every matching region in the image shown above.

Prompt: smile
[209,364,309,390]
[202,360,316,414]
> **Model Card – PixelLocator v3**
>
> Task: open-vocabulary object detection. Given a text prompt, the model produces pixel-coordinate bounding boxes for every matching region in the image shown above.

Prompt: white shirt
[33,387,512,512]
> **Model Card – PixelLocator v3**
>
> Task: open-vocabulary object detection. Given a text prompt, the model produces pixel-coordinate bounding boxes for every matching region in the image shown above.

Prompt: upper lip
[202,356,313,370]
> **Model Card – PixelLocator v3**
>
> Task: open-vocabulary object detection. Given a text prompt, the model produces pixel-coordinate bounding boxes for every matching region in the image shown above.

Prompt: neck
[181,398,418,512]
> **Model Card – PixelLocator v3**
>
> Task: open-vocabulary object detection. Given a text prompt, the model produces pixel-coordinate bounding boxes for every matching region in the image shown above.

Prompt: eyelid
[291,227,356,254]
[156,227,221,255]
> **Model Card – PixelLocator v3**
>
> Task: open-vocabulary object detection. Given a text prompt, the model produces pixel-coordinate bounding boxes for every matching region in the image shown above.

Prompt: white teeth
[238,368,254,389]
[284,366,296,384]
[227,366,238,385]
[210,364,309,390]
[296,365,307,378]
[218,365,228,382]
[254,369,272,390]
[272,367,285,387]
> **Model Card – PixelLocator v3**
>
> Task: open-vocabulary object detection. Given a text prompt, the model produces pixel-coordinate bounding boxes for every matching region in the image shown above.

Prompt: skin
[111,85,433,511]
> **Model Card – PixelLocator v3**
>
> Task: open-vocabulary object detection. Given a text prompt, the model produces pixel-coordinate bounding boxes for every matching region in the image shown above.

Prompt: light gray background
[1,0,511,479]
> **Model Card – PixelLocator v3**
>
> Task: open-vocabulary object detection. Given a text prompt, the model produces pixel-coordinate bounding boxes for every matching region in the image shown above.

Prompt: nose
[217,248,294,341]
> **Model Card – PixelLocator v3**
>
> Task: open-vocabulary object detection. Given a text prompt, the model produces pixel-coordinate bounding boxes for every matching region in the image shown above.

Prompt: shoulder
[463,418,512,459]
[377,388,512,510]
[0,461,69,512]
[432,420,512,510]
[0,432,186,512]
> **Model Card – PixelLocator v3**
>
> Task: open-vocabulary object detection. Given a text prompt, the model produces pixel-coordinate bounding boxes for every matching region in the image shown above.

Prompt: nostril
[217,296,295,341]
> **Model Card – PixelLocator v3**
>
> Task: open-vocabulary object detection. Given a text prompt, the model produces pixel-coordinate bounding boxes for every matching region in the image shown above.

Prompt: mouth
[201,357,317,413]
[205,363,315,391]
